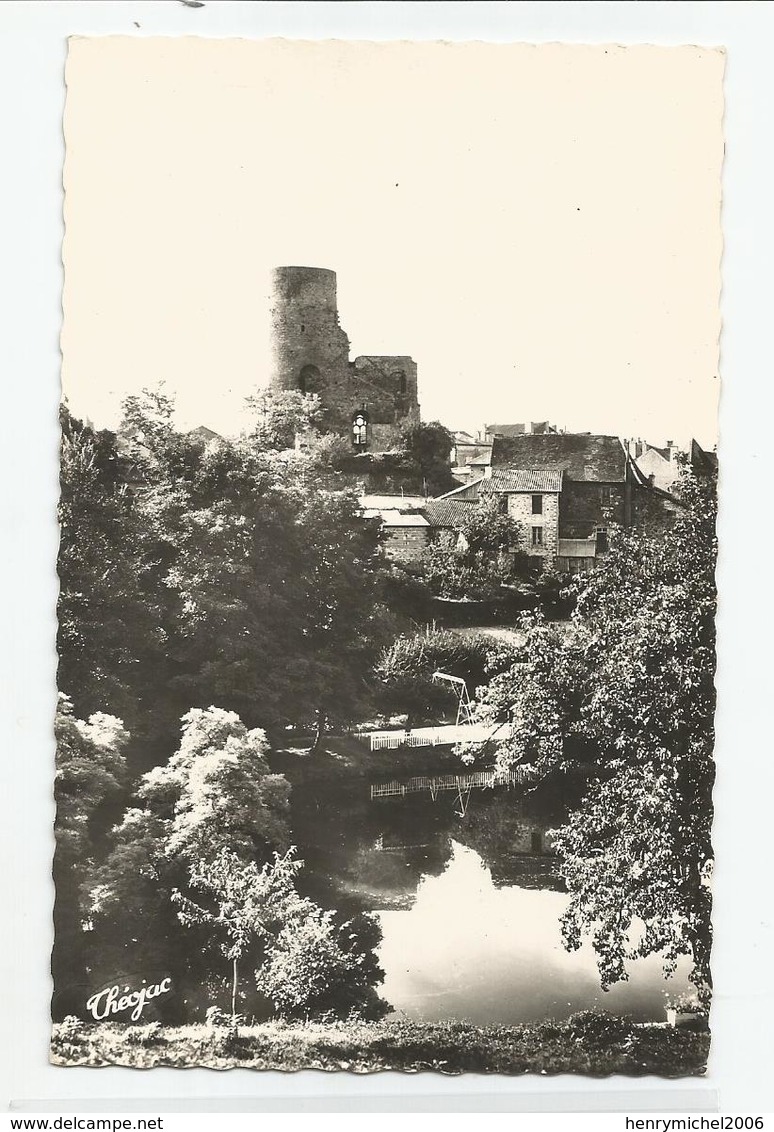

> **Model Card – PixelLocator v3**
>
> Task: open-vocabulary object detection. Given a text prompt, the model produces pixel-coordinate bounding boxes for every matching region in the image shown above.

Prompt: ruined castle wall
[268,267,421,443]
[350,356,420,425]
[269,266,351,400]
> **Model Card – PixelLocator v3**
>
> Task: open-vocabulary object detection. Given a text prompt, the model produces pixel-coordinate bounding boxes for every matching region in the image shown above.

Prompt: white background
[1,0,772,1115]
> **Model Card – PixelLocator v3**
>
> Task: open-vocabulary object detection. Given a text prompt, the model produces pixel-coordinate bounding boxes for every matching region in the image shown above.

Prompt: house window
[595,527,608,554]
[531,526,543,547]
[600,485,612,506]
[531,494,543,514]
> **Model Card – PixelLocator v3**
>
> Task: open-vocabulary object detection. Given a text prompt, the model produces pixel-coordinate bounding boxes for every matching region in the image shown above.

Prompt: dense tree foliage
[53,696,129,1016]
[57,407,166,728]
[256,898,387,1021]
[58,389,395,757]
[398,420,456,495]
[79,708,387,1022]
[243,389,326,451]
[374,628,519,726]
[86,708,290,1010]
[474,469,717,996]
[175,847,388,1023]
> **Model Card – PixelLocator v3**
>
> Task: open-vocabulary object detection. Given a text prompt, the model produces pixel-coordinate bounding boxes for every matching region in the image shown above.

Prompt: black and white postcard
[52,37,723,1074]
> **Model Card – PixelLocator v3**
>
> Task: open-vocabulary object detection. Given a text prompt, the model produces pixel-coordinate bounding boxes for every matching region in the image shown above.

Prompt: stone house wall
[383,525,429,563]
[559,481,627,539]
[505,491,560,562]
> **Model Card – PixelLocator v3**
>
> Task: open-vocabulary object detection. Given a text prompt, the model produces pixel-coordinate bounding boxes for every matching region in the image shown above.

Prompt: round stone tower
[269,266,351,399]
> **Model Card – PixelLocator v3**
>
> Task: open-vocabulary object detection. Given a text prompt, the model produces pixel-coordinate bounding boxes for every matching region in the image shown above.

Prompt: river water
[290,776,691,1025]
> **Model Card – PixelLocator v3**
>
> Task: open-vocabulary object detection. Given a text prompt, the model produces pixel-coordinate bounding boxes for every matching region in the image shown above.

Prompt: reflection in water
[377,841,692,1024]
[289,774,690,1026]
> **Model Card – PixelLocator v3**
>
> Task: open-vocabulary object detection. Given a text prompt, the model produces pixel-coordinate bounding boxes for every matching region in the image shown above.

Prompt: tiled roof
[362,509,429,527]
[360,494,427,510]
[690,439,719,475]
[187,425,224,444]
[486,423,526,437]
[422,497,478,529]
[434,479,485,501]
[485,422,555,438]
[453,443,493,465]
[491,433,627,482]
[479,468,563,493]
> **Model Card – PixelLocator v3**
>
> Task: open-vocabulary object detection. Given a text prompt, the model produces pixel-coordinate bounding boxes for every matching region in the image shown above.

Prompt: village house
[627,438,682,492]
[360,493,430,563]
[367,510,430,562]
[627,457,686,535]
[690,438,719,478]
[424,431,686,573]
[376,430,685,573]
[423,471,563,564]
[355,426,703,571]
[487,432,633,572]
[421,488,478,551]
[450,430,493,484]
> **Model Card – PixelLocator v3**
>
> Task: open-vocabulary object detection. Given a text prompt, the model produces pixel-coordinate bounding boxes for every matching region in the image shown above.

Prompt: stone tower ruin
[269,266,420,451]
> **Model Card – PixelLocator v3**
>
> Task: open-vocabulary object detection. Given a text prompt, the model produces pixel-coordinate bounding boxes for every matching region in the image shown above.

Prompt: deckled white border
[1,0,772,1113]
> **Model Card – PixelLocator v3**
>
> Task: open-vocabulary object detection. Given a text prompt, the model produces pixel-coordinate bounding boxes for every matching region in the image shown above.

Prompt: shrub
[256,908,389,1022]
[124,1021,163,1046]
[374,629,520,724]
[205,1006,246,1030]
[562,1010,633,1047]
[210,1027,248,1057]
[55,1016,84,1042]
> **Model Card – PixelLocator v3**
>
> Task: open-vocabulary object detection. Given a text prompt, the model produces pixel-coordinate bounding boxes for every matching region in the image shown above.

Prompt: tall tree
[57,406,163,725]
[398,420,456,495]
[52,696,129,1017]
[174,847,388,1024]
[94,387,393,745]
[475,469,717,997]
[158,446,390,740]
[87,708,291,1014]
[172,848,301,1026]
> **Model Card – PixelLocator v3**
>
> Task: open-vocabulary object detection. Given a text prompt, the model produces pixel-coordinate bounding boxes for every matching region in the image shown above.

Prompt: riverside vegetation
[51,1013,709,1075]
[54,385,717,1072]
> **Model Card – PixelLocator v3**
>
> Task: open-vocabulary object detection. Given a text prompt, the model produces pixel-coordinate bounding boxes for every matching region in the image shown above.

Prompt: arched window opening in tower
[352,410,369,449]
[299,364,321,396]
[397,371,407,395]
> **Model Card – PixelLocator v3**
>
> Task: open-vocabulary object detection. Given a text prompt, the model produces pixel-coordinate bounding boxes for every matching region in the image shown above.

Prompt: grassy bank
[50,1015,709,1076]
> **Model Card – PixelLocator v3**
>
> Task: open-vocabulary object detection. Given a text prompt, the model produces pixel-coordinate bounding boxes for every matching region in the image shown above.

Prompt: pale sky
[62,38,723,449]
